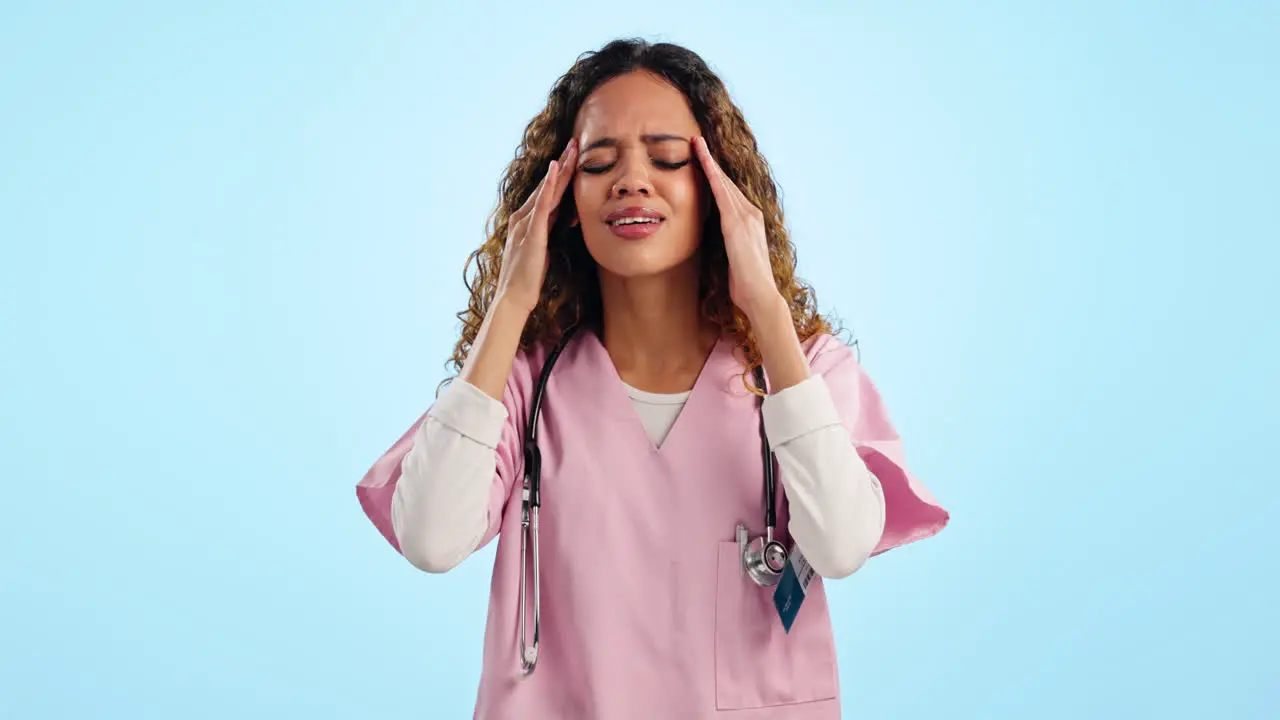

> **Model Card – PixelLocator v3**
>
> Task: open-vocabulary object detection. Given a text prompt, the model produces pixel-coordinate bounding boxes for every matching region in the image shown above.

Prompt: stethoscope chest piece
[738,523,788,587]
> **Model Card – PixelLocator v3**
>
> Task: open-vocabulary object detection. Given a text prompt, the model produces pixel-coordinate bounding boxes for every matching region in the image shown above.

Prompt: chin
[584,227,699,280]
[591,245,699,280]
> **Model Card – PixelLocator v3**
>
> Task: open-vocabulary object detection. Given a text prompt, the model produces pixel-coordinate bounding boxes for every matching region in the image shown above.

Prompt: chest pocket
[713,541,838,710]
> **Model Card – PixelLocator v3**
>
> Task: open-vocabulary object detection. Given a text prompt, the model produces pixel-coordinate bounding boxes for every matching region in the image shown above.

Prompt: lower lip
[608,220,664,239]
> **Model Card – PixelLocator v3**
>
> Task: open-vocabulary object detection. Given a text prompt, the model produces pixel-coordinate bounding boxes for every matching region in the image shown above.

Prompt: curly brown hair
[449,38,835,391]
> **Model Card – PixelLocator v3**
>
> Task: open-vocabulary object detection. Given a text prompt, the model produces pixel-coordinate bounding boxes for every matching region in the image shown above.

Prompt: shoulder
[512,339,551,379]
[504,330,588,412]
[800,332,859,375]
[504,342,547,409]
[799,333,872,422]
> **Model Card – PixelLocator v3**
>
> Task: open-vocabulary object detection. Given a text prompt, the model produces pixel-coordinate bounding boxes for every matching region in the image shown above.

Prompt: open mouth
[606,213,665,239]
[605,207,666,239]
[607,216,665,228]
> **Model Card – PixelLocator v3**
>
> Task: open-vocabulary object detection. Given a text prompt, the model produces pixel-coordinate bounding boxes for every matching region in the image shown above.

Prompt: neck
[597,258,719,393]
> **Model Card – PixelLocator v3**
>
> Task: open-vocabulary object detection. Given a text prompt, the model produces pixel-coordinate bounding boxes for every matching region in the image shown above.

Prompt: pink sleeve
[806,334,950,555]
[355,354,536,555]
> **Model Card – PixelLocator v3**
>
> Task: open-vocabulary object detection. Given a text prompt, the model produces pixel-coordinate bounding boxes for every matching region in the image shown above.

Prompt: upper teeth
[611,217,661,226]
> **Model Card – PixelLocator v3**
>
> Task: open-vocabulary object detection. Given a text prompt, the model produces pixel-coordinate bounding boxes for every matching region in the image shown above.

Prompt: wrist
[742,291,789,329]
[749,294,810,393]
[492,291,537,321]
[458,295,532,401]
[487,295,534,348]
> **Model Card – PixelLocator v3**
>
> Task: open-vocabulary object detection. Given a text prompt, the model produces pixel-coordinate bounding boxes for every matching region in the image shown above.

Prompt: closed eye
[580,158,691,174]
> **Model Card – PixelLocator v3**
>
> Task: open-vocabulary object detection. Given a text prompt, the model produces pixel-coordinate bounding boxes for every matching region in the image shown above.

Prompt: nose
[610,155,653,198]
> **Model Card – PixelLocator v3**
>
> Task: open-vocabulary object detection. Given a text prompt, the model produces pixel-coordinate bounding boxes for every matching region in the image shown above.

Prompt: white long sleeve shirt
[392,373,886,579]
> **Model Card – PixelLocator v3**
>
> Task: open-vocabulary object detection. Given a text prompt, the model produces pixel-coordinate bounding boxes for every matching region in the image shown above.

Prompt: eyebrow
[581,134,689,153]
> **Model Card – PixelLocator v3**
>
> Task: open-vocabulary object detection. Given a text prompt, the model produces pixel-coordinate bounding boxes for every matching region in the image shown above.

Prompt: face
[570,71,706,281]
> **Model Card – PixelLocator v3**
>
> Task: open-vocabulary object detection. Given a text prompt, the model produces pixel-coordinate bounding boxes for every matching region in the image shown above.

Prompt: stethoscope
[518,326,788,676]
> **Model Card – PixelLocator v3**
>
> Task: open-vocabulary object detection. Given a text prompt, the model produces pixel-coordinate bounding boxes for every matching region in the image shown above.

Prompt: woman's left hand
[693,136,783,320]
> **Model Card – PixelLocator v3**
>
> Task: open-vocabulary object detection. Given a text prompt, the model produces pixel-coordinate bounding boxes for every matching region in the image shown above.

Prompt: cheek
[662,173,703,218]
[572,176,601,219]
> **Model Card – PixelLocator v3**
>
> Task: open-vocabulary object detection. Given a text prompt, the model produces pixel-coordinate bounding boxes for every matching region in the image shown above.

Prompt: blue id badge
[772,546,816,633]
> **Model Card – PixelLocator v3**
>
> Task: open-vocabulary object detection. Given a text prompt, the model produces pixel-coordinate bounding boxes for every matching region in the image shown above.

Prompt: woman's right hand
[495,139,578,315]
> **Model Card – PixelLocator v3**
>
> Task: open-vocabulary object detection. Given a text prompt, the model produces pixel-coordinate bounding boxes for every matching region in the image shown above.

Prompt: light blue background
[3,2,1276,718]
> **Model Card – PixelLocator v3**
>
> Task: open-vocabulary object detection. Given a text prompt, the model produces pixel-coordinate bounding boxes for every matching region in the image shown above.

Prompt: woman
[357,39,948,719]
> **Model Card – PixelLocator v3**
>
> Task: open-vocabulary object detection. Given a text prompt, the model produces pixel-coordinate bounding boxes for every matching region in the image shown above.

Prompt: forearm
[459,295,531,402]
[395,295,528,572]
[747,294,810,393]
[393,381,510,573]
[777,432,885,578]
[763,377,887,579]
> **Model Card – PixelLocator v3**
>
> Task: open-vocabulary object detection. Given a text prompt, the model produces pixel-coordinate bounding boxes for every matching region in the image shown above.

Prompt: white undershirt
[392,374,887,579]
[619,382,691,447]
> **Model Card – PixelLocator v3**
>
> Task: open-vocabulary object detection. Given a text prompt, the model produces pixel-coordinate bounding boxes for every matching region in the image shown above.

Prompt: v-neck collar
[576,330,737,455]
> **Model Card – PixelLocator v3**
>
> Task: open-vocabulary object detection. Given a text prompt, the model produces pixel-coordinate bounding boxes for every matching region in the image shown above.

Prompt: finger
[530,160,559,231]
[513,168,550,221]
[706,140,751,213]
[700,137,761,221]
[559,136,577,165]
[692,136,728,207]
[546,140,577,213]
[694,136,743,215]
[540,139,579,218]
[516,142,571,220]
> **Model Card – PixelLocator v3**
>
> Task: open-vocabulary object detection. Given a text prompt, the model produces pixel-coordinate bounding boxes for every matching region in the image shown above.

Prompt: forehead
[574,71,699,140]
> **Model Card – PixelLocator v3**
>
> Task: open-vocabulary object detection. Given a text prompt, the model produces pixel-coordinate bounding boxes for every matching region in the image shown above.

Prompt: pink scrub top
[357,332,948,719]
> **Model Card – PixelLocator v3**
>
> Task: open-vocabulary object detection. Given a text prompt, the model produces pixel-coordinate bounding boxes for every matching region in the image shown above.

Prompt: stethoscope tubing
[518,327,780,676]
